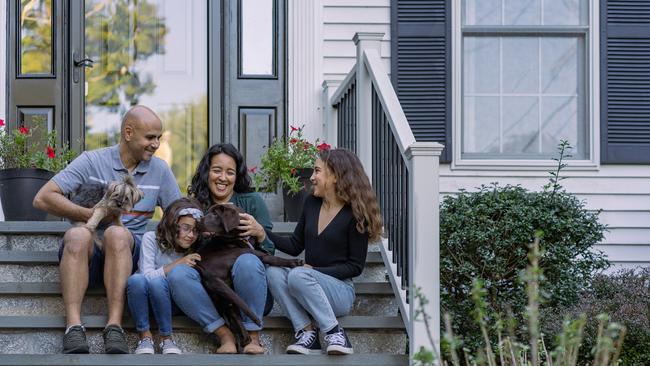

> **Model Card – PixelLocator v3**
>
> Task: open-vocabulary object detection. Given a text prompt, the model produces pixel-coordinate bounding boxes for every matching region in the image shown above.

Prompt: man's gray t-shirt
[52,144,181,234]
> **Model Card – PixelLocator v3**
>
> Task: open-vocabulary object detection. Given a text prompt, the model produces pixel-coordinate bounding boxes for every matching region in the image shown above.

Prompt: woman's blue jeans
[167,253,268,333]
[266,266,355,333]
[127,273,178,336]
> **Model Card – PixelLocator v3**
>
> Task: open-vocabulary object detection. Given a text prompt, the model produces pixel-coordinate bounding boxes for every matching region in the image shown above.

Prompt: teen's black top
[266,195,368,280]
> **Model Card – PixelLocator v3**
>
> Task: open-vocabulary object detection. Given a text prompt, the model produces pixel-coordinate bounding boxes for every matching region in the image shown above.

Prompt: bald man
[34,106,181,354]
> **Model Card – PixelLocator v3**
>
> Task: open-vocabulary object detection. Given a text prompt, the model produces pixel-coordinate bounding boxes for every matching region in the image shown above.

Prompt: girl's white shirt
[137,231,184,280]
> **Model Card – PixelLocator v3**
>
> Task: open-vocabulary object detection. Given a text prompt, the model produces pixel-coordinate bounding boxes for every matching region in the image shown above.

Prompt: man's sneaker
[160,338,182,354]
[134,337,155,354]
[324,327,353,355]
[286,329,321,355]
[103,324,129,354]
[62,325,89,354]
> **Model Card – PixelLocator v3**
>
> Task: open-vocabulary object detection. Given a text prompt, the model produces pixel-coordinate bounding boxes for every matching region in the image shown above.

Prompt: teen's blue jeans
[266,266,355,333]
[127,273,178,336]
[167,253,267,332]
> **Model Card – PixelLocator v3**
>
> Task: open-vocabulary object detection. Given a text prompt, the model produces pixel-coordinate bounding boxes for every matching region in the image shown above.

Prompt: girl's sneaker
[134,337,155,354]
[160,338,182,354]
[324,327,353,355]
[286,329,321,355]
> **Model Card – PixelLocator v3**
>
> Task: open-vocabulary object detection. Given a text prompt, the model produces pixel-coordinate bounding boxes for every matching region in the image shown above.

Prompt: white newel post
[322,79,341,147]
[353,32,383,180]
[406,142,444,363]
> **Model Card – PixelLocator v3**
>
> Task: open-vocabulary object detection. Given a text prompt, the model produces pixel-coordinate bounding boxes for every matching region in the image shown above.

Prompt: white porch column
[322,79,341,147]
[406,141,444,361]
[353,32,383,179]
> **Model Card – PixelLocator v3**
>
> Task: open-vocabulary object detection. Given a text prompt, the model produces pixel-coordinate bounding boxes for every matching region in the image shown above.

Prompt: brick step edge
[0,250,384,264]
[0,315,405,330]
[0,354,408,366]
[0,281,392,296]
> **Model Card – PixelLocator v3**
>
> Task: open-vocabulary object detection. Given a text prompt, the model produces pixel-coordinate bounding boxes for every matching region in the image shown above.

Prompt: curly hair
[156,197,203,252]
[318,148,383,241]
[187,143,253,209]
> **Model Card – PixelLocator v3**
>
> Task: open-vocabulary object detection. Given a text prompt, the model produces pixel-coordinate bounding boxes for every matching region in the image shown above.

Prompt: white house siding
[289,0,391,141]
[440,164,650,269]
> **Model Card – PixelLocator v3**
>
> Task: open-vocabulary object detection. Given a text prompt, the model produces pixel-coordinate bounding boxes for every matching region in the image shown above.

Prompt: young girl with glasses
[126,197,204,354]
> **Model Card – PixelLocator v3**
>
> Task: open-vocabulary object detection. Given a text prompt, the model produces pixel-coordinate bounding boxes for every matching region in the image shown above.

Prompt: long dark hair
[318,148,383,242]
[156,197,203,252]
[188,143,253,209]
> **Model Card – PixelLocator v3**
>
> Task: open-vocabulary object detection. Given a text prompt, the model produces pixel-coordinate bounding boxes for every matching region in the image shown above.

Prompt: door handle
[74,58,94,68]
[72,52,95,83]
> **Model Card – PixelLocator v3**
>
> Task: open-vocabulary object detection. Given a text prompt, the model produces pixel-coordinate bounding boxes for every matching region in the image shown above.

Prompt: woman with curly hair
[166,143,273,354]
[266,148,383,355]
[127,197,203,355]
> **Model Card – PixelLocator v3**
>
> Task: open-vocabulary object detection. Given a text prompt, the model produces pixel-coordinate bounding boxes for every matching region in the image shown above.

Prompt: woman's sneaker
[286,329,321,355]
[324,327,353,355]
[134,337,155,354]
[160,338,182,354]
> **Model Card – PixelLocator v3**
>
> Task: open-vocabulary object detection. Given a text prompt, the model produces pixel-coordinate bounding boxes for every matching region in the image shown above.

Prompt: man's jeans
[167,253,268,332]
[266,266,355,333]
[127,273,178,336]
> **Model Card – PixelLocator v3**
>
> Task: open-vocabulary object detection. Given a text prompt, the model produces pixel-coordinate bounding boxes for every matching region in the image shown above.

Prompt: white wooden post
[353,32,383,180]
[322,79,341,147]
[406,141,444,363]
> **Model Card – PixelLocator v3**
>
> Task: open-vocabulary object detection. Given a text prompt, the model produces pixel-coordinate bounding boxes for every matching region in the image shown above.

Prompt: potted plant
[252,125,330,221]
[0,118,76,220]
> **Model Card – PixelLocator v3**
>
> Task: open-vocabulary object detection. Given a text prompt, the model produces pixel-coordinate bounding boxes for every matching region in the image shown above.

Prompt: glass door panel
[84,0,208,194]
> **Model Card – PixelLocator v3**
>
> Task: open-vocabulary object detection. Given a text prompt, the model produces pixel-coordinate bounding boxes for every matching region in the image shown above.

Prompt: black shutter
[391,0,451,162]
[601,0,650,163]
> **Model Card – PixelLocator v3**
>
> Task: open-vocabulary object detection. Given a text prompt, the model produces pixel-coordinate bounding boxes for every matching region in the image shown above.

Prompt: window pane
[19,0,53,75]
[504,0,540,25]
[543,0,587,25]
[240,0,275,76]
[541,96,587,158]
[464,37,500,94]
[84,0,208,196]
[542,37,579,94]
[503,38,538,93]
[502,96,539,154]
[463,0,501,25]
[463,97,500,154]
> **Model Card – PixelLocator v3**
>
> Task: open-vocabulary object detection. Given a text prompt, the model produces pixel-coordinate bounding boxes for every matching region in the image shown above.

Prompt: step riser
[0,330,406,355]
[0,296,399,317]
[0,264,388,283]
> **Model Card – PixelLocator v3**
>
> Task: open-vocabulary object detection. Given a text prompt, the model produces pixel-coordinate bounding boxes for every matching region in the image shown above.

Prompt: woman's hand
[303,263,313,269]
[178,253,201,267]
[238,213,266,243]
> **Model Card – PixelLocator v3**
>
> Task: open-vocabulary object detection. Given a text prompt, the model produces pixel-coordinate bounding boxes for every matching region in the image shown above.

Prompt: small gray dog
[69,175,144,240]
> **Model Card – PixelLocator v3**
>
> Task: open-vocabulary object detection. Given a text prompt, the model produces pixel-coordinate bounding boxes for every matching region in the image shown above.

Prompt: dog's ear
[218,205,241,233]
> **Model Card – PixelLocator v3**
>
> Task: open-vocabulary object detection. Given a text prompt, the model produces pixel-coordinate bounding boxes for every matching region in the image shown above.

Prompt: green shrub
[440,144,610,348]
[543,268,650,366]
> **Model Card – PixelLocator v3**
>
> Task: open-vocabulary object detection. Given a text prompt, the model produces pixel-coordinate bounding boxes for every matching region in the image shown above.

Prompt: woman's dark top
[266,195,368,280]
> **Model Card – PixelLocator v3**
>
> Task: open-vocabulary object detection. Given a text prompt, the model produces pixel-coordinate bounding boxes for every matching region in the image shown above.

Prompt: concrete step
[0,282,399,317]
[0,315,406,355]
[0,354,408,365]
[0,251,388,283]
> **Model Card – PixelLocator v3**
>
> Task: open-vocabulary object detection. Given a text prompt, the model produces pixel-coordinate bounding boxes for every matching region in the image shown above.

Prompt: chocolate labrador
[193,203,303,350]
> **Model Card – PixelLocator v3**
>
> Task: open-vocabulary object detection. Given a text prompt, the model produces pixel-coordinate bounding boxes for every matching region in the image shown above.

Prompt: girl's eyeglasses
[178,223,198,235]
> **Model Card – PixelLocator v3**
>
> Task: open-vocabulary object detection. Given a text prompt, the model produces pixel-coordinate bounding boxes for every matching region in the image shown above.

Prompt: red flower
[303,142,312,151]
[19,126,29,135]
[46,146,56,159]
[290,168,297,176]
[249,166,257,174]
[289,138,298,144]
[317,142,331,151]
[290,125,299,132]
[0,119,4,127]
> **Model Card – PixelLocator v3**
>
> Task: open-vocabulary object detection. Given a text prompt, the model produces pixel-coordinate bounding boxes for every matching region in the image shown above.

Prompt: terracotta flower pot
[0,168,54,221]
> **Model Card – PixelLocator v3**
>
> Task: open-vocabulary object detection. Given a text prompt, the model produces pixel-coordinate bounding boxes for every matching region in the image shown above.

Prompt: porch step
[0,316,406,355]
[0,354,408,365]
[0,281,399,317]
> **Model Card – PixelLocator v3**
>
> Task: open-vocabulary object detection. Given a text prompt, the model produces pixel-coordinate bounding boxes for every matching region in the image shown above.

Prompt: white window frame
[451,1,600,170]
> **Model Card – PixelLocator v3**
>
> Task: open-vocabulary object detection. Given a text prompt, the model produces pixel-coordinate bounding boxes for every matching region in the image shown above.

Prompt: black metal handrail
[335,80,357,153]
[371,86,410,291]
